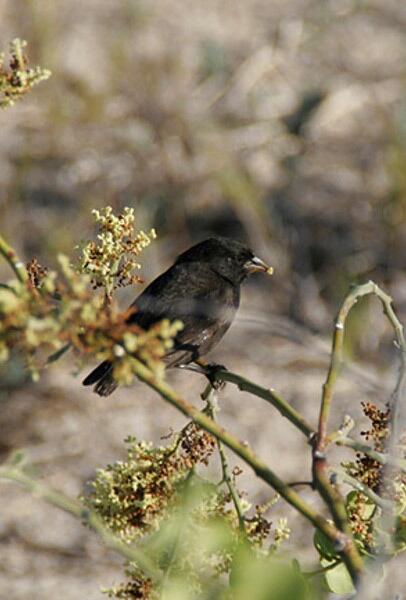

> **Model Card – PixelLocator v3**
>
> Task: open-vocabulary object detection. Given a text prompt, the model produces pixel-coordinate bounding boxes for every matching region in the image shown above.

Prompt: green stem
[0,234,28,283]
[130,357,363,584]
[203,383,246,533]
[0,465,162,582]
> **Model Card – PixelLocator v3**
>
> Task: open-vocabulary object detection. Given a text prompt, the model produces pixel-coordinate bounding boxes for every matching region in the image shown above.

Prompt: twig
[335,436,406,472]
[329,467,394,512]
[0,234,28,283]
[0,464,162,583]
[195,360,315,439]
[202,383,246,533]
[327,414,356,444]
[129,356,364,584]
[375,287,406,453]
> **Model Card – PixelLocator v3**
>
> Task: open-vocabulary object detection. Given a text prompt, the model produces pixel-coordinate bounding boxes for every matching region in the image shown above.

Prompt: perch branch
[196,359,315,439]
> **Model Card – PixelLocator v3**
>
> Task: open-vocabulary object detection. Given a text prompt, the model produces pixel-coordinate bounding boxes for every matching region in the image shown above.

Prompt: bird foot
[204,362,227,390]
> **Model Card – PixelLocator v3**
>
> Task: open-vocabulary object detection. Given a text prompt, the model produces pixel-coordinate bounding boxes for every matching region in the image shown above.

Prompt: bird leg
[177,359,227,390]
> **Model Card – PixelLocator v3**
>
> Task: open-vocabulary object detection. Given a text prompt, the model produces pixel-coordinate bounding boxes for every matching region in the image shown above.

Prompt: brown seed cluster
[26,258,48,290]
[345,401,406,552]
[86,421,286,599]
[360,402,390,451]
[105,577,154,600]
[353,401,391,491]
[180,423,216,466]
[245,506,272,546]
[1,251,181,382]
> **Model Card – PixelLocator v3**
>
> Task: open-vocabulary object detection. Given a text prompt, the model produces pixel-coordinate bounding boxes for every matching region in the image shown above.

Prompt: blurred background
[0,1,405,598]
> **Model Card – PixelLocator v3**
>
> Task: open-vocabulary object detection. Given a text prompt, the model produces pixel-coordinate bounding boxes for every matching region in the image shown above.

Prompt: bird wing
[127,262,239,365]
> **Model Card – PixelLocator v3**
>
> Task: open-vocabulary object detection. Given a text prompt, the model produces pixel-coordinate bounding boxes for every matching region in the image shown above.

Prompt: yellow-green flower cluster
[84,429,216,543]
[85,427,289,600]
[78,206,156,299]
[273,517,291,547]
[113,319,183,384]
[0,251,179,384]
[0,39,51,108]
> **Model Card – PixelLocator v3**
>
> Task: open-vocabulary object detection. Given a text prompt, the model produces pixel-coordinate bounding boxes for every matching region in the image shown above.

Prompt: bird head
[175,237,273,285]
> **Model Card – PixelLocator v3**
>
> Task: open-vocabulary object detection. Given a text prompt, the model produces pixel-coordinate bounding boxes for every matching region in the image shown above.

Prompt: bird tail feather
[82,360,118,397]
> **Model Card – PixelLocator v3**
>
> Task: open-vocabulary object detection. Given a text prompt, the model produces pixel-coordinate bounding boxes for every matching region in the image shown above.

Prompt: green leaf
[321,560,355,595]
[314,529,339,561]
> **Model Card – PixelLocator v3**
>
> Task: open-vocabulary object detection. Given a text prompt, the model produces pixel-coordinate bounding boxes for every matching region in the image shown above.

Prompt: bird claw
[205,362,227,390]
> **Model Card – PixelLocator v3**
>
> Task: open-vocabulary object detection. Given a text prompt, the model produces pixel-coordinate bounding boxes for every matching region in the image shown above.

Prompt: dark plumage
[83,237,272,396]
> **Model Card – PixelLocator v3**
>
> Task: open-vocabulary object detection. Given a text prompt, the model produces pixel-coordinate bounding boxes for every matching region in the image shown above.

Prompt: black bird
[83,237,272,396]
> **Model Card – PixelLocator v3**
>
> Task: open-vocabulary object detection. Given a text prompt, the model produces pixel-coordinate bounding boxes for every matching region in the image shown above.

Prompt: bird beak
[244,256,274,275]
